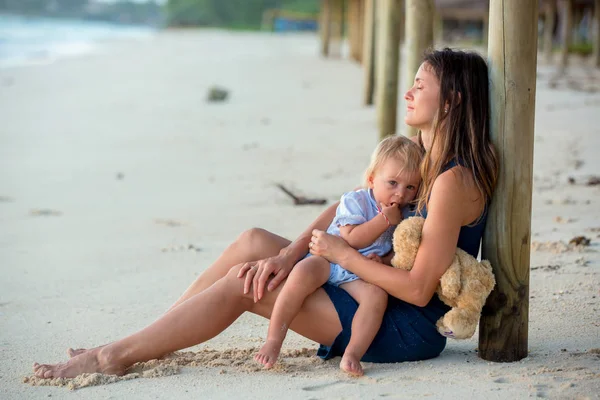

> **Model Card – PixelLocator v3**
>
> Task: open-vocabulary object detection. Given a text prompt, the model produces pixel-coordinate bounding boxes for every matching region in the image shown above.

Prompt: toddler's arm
[338,215,389,250]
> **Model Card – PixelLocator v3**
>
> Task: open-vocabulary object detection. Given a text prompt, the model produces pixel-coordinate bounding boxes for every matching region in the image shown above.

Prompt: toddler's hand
[366,253,382,263]
[380,202,403,225]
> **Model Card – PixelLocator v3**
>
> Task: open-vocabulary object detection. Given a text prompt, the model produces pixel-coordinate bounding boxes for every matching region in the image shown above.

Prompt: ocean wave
[0,14,155,68]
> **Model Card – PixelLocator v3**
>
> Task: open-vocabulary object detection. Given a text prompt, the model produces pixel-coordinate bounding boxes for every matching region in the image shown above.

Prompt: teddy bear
[391,216,496,339]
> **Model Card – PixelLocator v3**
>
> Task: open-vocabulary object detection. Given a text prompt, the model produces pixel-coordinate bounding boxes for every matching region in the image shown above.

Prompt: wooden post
[594,0,600,67]
[363,0,376,105]
[479,0,538,362]
[398,0,406,45]
[586,5,593,42]
[376,0,403,139]
[573,5,584,44]
[404,0,434,138]
[320,0,332,57]
[544,0,557,63]
[347,0,363,62]
[356,0,365,62]
[347,0,357,60]
[434,8,443,44]
[482,13,489,46]
[330,0,345,58]
[559,0,573,69]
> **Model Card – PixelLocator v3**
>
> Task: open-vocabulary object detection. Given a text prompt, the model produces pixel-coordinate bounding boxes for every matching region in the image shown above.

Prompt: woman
[33,48,498,379]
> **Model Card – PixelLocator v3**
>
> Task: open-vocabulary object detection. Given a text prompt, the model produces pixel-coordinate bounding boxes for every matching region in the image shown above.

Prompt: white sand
[1,30,599,399]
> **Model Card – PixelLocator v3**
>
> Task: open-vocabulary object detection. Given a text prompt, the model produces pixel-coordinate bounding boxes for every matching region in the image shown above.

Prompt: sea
[0,14,155,68]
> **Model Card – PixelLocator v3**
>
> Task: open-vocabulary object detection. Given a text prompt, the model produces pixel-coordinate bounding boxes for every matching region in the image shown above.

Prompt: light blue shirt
[327,189,396,257]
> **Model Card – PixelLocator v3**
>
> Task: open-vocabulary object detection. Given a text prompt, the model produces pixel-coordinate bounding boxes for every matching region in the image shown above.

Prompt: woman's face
[404,63,441,131]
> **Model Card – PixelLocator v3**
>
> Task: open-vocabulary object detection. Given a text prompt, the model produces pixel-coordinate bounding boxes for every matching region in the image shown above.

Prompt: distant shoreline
[0,12,160,28]
[0,14,156,69]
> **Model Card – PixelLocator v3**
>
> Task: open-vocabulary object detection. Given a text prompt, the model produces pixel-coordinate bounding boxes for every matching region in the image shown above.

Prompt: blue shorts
[317,283,450,363]
[328,263,359,287]
[302,253,360,287]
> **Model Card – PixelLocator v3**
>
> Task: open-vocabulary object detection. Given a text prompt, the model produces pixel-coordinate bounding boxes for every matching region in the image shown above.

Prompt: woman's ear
[446,91,462,112]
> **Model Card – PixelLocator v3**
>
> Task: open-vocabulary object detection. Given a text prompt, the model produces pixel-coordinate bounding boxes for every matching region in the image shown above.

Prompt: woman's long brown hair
[415,48,499,221]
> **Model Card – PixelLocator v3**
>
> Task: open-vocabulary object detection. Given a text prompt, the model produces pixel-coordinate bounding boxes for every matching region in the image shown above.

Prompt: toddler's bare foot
[33,347,124,379]
[254,339,283,369]
[340,353,364,377]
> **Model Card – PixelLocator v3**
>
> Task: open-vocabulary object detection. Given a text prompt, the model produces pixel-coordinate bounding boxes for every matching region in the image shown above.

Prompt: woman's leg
[337,281,388,376]
[167,228,291,311]
[66,228,292,358]
[255,256,330,369]
[34,265,342,379]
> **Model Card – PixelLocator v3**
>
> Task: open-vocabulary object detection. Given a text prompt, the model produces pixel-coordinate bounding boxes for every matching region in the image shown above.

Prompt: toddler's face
[368,158,420,208]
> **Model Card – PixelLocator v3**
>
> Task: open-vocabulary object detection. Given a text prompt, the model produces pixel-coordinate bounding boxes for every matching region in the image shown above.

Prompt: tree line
[0,0,319,28]
[165,0,319,28]
[0,0,162,25]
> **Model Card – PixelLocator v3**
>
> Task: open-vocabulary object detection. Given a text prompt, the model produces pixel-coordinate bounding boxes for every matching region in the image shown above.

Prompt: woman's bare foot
[67,343,110,358]
[68,345,172,361]
[67,348,87,358]
[254,339,283,369]
[340,353,364,377]
[33,347,124,379]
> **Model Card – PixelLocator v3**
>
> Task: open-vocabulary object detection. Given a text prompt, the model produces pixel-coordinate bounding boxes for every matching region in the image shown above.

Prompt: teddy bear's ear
[394,217,425,245]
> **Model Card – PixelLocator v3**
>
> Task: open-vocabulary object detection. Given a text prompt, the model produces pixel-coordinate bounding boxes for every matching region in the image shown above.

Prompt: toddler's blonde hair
[363,135,424,187]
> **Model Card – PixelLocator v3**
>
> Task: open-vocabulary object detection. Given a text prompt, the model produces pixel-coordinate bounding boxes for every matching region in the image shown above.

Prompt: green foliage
[0,0,163,25]
[278,0,320,14]
[0,0,87,16]
[0,0,51,14]
[568,42,593,56]
[0,0,320,28]
[165,0,319,28]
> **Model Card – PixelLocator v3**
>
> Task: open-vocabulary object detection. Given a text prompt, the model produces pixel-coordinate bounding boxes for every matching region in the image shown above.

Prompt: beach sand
[1,30,599,399]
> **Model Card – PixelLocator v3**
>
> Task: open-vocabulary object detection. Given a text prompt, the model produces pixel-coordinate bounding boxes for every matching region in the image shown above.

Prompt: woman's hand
[237,253,295,302]
[309,229,353,265]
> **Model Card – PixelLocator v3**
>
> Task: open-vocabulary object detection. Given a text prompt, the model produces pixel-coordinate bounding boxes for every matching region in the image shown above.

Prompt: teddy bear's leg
[436,308,479,339]
[437,277,491,339]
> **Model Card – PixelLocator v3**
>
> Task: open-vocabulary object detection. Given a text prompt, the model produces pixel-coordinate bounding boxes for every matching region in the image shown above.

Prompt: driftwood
[275,184,327,205]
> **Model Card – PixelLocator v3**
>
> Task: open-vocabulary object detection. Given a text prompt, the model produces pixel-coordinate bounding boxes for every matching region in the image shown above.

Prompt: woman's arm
[278,184,363,265]
[311,170,476,306]
[282,201,339,263]
[241,201,339,301]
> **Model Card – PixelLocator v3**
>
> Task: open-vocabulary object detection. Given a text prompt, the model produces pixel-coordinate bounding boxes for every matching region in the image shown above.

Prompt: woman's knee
[236,227,270,243]
[233,228,272,258]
